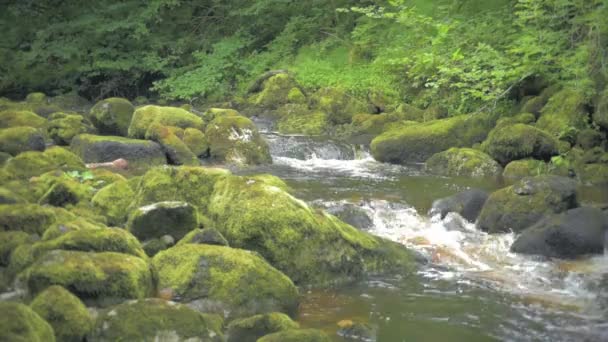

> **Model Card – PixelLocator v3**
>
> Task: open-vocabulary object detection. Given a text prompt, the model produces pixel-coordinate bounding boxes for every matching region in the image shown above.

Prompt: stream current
[237,119,608,341]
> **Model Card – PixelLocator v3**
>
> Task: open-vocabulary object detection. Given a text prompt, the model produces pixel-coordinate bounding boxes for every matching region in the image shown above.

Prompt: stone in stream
[428,189,489,223]
[510,207,608,258]
[425,147,502,177]
[226,312,299,342]
[481,123,559,165]
[477,175,578,233]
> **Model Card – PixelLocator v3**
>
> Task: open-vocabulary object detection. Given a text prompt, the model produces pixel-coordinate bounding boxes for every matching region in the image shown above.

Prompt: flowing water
[238,120,608,341]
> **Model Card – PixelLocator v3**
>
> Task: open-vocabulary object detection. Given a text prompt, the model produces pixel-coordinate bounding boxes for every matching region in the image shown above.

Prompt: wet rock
[258,329,332,342]
[127,201,198,241]
[0,126,45,156]
[226,312,299,342]
[153,244,299,319]
[319,202,374,230]
[425,148,502,177]
[429,189,489,223]
[477,175,578,233]
[70,134,166,168]
[30,285,94,342]
[179,228,229,246]
[511,207,608,258]
[88,298,224,342]
[481,123,559,165]
[0,302,55,342]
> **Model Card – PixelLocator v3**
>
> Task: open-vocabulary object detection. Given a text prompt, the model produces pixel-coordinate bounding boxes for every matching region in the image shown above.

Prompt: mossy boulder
[371,114,493,164]
[0,110,47,129]
[511,207,608,259]
[343,113,416,145]
[127,201,198,241]
[153,244,299,319]
[0,231,33,266]
[0,126,46,156]
[205,115,272,165]
[425,147,502,177]
[23,250,154,306]
[257,329,332,342]
[47,112,95,145]
[70,134,166,168]
[0,186,26,204]
[0,203,76,235]
[89,298,224,342]
[178,228,229,247]
[577,163,608,185]
[91,180,135,226]
[576,129,604,150]
[145,123,199,166]
[3,147,86,180]
[128,105,204,139]
[201,108,240,124]
[495,113,536,127]
[277,109,328,136]
[207,175,417,285]
[481,124,559,165]
[142,235,175,257]
[503,159,550,180]
[30,285,94,342]
[26,92,47,103]
[250,74,304,109]
[0,301,55,342]
[183,128,209,157]
[226,312,299,342]
[89,97,135,136]
[537,89,589,138]
[310,87,369,125]
[477,175,578,233]
[38,174,95,207]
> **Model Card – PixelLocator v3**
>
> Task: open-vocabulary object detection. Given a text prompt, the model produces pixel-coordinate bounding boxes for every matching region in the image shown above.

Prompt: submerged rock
[477,175,578,233]
[429,189,489,223]
[153,244,299,319]
[0,301,55,342]
[511,207,608,258]
[89,298,224,342]
[425,147,502,177]
[226,312,299,342]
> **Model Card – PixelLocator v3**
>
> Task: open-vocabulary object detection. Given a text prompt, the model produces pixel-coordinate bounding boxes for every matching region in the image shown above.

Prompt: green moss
[205,115,272,165]
[537,89,589,138]
[371,114,493,164]
[207,174,416,285]
[575,129,604,150]
[41,218,107,240]
[496,113,536,127]
[251,74,303,109]
[227,312,298,342]
[0,203,76,235]
[38,175,95,207]
[0,186,26,204]
[153,244,299,319]
[47,112,95,145]
[128,105,204,139]
[257,329,332,342]
[577,163,608,185]
[425,147,502,177]
[145,123,199,166]
[287,87,306,104]
[0,126,46,156]
[277,110,328,136]
[310,87,369,125]
[592,88,608,130]
[0,151,11,165]
[394,103,425,122]
[0,231,33,266]
[70,133,166,168]
[26,92,47,103]
[503,159,550,180]
[90,97,135,136]
[183,128,209,157]
[481,124,559,165]
[202,108,240,124]
[23,250,154,306]
[89,299,224,341]
[178,228,229,246]
[127,201,199,241]
[91,180,135,226]
[49,93,91,112]
[3,147,86,180]
[0,110,47,129]
[30,285,93,342]
[0,301,55,342]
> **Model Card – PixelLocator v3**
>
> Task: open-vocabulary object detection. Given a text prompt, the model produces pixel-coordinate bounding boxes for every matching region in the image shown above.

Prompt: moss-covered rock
[178,228,229,246]
[127,201,198,241]
[128,105,205,139]
[145,123,199,165]
[481,124,559,165]
[30,285,93,342]
[183,128,209,157]
[502,159,550,180]
[47,112,95,145]
[425,147,502,177]
[0,231,33,266]
[70,134,166,168]
[310,87,369,125]
[3,147,86,180]
[201,108,240,124]
[371,114,493,164]
[26,92,47,103]
[250,74,304,109]
[0,151,11,165]
[0,203,76,235]
[0,186,26,204]
[205,115,272,165]
[49,93,91,112]
[89,298,224,342]
[537,89,589,138]
[153,244,299,318]
[0,110,47,129]
[142,235,175,257]
[0,301,55,342]
[89,97,134,136]
[257,329,332,342]
[38,174,95,207]
[593,88,608,130]
[342,112,417,145]
[207,175,416,285]
[577,163,608,185]
[226,312,299,342]
[0,126,46,156]
[477,175,578,233]
[91,180,134,226]
[277,109,328,136]
[23,250,154,306]
[576,129,604,150]
[495,113,536,127]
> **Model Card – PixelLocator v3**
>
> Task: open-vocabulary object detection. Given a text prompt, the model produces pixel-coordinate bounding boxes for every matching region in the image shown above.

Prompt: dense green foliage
[1,0,606,114]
